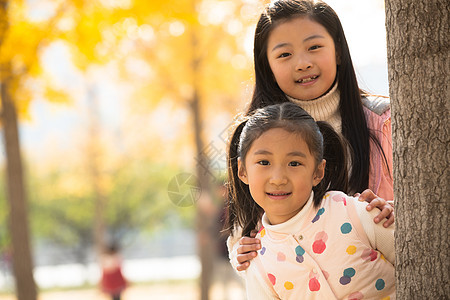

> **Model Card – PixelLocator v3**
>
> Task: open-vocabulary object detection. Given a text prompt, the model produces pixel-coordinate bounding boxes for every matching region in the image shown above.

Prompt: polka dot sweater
[244,191,395,300]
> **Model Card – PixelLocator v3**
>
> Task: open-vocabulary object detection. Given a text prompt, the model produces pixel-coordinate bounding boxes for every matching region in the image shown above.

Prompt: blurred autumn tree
[0,0,69,298]
[1,0,258,298]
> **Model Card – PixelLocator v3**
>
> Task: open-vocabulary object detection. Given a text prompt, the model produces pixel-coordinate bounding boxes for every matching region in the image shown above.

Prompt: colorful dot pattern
[312,207,325,223]
[312,231,328,254]
[346,245,357,255]
[339,267,356,285]
[308,270,321,292]
[375,279,385,291]
[340,222,352,234]
[284,281,294,290]
[268,273,276,285]
[295,245,305,263]
[260,246,266,255]
[332,193,347,206]
[361,248,378,261]
[255,191,394,299]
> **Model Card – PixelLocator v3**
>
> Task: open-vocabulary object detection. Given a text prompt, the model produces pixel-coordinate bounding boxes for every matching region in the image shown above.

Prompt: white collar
[261,191,315,236]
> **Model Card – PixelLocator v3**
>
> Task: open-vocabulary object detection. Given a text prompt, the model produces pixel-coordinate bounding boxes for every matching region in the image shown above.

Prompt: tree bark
[1,64,37,300]
[385,0,449,298]
[189,1,215,298]
[191,87,214,300]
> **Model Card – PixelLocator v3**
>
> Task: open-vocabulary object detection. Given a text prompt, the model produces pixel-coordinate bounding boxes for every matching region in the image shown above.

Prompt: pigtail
[224,121,264,237]
[313,121,349,206]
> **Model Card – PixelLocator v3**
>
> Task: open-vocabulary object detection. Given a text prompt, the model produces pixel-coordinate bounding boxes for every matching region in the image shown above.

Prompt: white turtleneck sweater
[286,83,355,182]
[286,82,342,133]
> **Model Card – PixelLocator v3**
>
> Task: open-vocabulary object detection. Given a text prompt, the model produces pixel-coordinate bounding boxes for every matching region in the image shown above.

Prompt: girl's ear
[237,158,249,185]
[313,159,326,186]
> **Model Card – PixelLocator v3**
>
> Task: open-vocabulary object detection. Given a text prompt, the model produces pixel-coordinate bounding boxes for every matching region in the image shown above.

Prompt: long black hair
[248,0,387,194]
[225,102,348,237]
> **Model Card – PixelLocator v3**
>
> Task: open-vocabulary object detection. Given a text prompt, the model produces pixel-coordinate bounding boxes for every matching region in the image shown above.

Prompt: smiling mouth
[267,192,291,196]
[296,75,318,83]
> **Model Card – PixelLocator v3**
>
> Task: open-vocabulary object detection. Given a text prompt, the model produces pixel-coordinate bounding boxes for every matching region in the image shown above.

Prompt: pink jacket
[363,96,394,200]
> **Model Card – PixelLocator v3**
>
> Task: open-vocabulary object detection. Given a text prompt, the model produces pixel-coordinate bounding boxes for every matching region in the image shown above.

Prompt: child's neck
[286,82,341,133]
[263,192,314,230]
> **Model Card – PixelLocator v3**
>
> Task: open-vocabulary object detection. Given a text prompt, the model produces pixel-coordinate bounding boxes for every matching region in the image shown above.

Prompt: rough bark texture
[385,0,449,298]
[1,69,37,300]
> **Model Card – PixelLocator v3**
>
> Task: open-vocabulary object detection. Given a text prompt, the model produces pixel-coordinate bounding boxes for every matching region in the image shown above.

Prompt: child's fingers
[239,236,261,245]
[357,189,377,204]
[250,229,258,238]
[234,235,261,271]
[373,204,394,224]
[236,252,258,270]
[236,261,250,272]
[237,243,261,255]
[383,214,395,228]
[365,198,386,211]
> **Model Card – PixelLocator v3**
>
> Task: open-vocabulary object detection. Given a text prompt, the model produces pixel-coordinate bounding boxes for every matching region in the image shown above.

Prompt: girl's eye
[258,160,270,166]
[289,161,302,167]
[278,52,291,58]
[309,45,321,51]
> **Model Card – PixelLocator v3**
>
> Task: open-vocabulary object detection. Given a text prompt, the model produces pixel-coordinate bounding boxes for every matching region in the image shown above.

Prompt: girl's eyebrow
[287,151,307,158]
[254,149,273,155]
[303,34,325,42]
[253,150,306,158]
[271,42,290,52]
[271,34,325,52]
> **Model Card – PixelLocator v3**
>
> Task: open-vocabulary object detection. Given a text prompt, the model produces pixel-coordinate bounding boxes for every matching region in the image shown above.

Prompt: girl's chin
[288,89,327,101]
[298,91,329,101]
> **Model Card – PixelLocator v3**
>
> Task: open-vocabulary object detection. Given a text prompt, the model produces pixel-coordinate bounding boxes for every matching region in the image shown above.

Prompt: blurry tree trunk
[191,88,214,300]
[87,85,106,257]
[385,0,449,298]
[0,1,37,298]
[0,63,37,300]
[189,2,214,299]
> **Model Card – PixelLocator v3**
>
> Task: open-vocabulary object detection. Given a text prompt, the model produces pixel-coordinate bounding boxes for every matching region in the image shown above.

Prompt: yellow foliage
[1,0,262,180]
[0,0,69,119]
[44,86,74,104]
[123,13,255,115]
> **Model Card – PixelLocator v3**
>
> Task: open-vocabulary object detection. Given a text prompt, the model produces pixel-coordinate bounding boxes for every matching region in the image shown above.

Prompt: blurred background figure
[100,242,127,300]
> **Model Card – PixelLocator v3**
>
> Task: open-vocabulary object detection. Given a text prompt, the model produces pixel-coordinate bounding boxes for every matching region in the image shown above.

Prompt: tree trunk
[0,64,37,300]
[191,88,215,300]
[189,2,215,298]
[385,0,449,298]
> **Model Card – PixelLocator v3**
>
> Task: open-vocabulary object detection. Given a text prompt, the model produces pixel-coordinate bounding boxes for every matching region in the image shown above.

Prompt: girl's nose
[269,168,288,186]
[296,55,312,71]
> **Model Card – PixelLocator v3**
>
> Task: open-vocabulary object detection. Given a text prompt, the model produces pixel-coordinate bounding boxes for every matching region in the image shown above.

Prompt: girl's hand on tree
[236,230,261,271]
[355,189,394,228]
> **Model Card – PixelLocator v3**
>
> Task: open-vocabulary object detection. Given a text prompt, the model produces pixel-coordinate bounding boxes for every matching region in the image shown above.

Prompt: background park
[0,0,447,299]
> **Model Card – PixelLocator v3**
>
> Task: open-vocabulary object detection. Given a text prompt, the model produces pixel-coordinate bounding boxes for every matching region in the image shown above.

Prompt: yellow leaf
[44,86,73,104]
